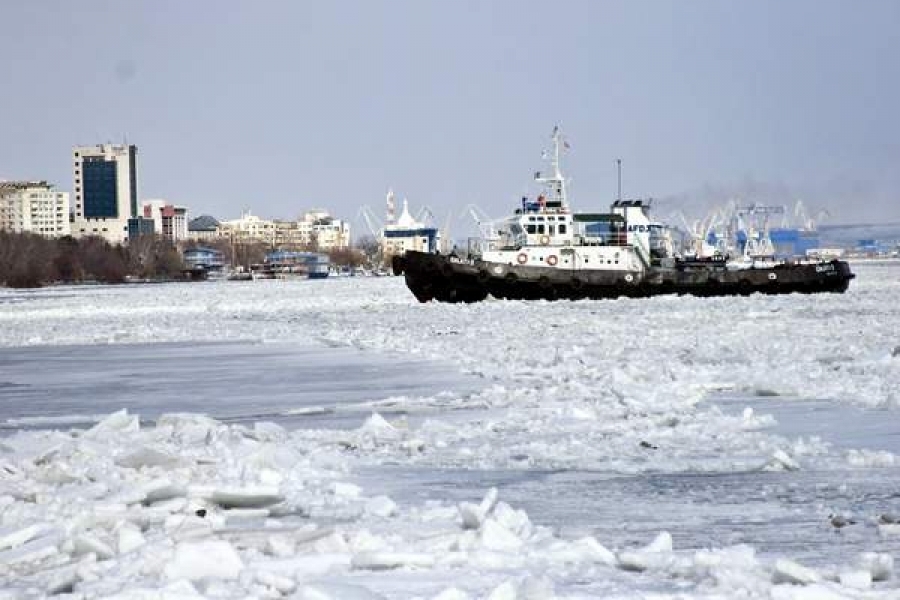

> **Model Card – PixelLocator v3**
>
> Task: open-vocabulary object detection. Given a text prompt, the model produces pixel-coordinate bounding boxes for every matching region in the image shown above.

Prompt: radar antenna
[533,126,569,209]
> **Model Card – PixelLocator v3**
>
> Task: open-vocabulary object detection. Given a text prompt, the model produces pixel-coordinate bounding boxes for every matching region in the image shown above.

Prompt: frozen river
[0,341,480,430]
[1,264,900,598]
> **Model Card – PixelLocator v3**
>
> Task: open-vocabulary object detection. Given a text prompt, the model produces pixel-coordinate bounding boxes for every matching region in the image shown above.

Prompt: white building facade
[0,181,70,237]
[70,143,138,244]
[298,210,350,250]
[217,211,277,245]
[215,209,350,250]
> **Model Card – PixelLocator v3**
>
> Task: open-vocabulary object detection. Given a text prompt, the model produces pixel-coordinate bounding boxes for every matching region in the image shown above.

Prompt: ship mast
[534,125,568,210]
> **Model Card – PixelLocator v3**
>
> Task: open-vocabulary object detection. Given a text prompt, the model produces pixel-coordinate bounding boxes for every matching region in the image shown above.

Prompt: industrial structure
[685,200,826,260]
[358,189,441,263]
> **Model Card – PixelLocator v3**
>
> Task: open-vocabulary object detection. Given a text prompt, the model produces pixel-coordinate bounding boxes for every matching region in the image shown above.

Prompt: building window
[82,158,118,218]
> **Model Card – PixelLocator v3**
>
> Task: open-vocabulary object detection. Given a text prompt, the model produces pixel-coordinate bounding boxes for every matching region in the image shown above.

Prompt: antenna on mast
[550,125,562,180]
[534,126,569,209]
[616,159,622,201]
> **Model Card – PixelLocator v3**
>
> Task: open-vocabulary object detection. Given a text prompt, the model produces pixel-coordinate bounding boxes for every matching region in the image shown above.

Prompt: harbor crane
[356,205,384,238]
[793,200,829,230]
[459,203,497,239]
[415,205,437,225]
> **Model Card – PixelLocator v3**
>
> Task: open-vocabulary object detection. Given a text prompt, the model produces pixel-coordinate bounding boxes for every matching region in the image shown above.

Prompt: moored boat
[394,128,855,303]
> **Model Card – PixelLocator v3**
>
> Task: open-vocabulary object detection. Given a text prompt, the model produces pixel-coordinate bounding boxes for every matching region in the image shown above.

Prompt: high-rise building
[0,181,70,237]
[140,200,188,243]
[70,143,138,244]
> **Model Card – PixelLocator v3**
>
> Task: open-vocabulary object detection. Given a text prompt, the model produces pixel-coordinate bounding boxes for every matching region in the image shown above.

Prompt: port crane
[355,206,384,239]
[460,203,498,239]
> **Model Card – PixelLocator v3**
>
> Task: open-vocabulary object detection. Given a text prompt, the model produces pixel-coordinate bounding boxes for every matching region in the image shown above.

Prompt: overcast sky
[2,1,898,234]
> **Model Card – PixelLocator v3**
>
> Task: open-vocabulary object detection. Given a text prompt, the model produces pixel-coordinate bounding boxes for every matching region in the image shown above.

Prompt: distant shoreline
[845,256,900,264]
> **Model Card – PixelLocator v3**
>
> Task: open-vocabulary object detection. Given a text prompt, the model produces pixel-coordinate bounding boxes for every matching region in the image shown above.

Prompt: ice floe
[1,265,900,597]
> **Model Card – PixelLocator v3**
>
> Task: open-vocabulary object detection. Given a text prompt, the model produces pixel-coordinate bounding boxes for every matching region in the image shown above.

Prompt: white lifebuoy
[517,253,528,265]
[539,235,550,246]
[624,273,634,283]
[546,255,558,266]
[768,273,777,280]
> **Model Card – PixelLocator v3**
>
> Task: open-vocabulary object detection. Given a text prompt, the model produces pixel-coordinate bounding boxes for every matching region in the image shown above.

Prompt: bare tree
[127,235,184,279]
[354,235,382,267]
[53,236,84,282]
[327,247,366,268]
[0,232,54,288]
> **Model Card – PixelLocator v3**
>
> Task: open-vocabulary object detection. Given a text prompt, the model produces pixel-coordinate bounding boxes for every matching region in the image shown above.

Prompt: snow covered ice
[1,263,900,598]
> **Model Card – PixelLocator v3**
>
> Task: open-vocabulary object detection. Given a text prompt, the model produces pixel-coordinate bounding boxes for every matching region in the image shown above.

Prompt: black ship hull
[394,251,855,303]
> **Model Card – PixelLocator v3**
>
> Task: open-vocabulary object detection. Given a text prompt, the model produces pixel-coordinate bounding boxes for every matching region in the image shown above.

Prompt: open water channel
[3,339,898,575]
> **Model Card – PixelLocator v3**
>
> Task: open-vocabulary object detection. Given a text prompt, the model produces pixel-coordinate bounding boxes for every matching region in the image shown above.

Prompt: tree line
[1,231,381,288]
[0,232,183,288]
[189,238,372,270]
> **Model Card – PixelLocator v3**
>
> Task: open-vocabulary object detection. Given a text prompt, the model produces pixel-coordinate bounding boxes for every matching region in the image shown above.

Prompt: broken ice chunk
[772,558,821,585]
[164,540,244,581]
[195,486,284,509]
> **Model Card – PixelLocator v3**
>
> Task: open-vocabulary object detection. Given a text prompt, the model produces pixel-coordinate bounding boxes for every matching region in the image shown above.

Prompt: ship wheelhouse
[477,127,671,272]
[518,210,573,247]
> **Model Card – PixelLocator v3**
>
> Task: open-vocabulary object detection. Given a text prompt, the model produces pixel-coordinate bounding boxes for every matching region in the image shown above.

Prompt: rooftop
[0,180,53,192]
[188,215,220,232]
